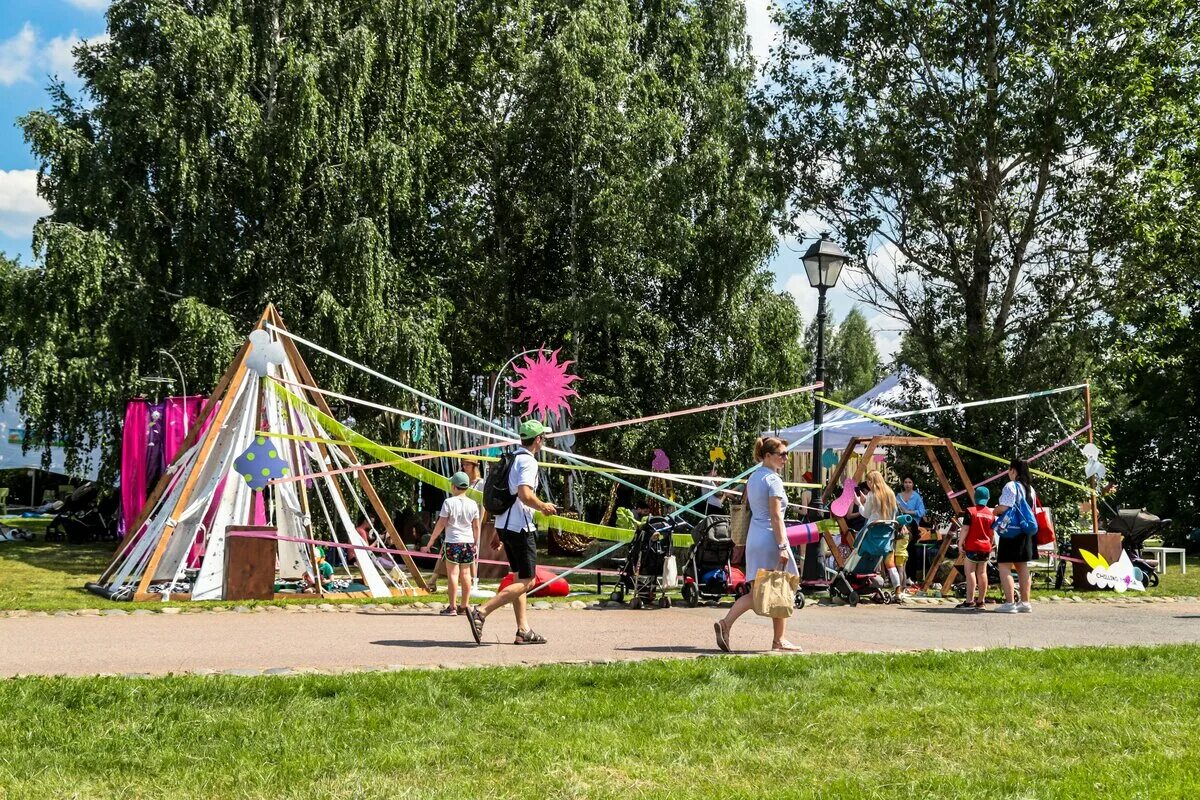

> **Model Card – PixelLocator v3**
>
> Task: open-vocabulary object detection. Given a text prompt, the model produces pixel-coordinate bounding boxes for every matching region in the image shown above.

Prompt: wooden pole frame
[822,435,976,596]
[267,306,429,592]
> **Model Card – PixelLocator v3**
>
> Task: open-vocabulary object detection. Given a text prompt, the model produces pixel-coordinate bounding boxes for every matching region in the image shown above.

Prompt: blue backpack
[994,483,1038,539]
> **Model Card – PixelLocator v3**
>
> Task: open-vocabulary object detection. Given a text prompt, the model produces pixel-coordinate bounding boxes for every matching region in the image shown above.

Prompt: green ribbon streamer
[274,383,640,543]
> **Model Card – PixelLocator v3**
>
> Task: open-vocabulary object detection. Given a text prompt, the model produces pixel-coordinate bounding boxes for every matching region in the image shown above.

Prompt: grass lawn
[0,540,606,612]
[1,538,1198,611]
[1,645,1197,799]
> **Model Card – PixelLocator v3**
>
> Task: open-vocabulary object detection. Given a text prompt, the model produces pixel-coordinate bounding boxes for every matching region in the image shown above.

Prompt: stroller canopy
[1104,508,1161,537]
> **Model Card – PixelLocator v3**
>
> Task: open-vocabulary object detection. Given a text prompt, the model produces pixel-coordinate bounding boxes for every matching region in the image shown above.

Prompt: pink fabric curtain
[163,396,206,465]
[120,399,150,536]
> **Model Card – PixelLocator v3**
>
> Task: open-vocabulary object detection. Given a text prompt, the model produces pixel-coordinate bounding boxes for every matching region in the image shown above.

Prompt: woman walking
[994,458,1037,613]
[713,436,802,653]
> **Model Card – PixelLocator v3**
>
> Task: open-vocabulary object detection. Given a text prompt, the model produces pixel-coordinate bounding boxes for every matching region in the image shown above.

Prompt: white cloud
[0,23,37,86]
[64,0,111,10]
[743,0,778,69]
[0,169,51,239]
[0,23,104,87]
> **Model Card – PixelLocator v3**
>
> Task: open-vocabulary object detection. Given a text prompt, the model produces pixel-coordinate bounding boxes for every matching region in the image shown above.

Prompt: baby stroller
[1104,508,1172,588]
[44,484,119,544]
[680,515,748,607]
[611,515,687,609]
[828,520,902,606]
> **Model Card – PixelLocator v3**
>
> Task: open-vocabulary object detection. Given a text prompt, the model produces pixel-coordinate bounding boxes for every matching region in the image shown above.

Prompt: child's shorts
[964,549,991,564]
[893,535,909,566]
[444,542,477,564]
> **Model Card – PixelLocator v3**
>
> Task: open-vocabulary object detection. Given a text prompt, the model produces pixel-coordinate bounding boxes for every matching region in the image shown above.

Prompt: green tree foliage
[769,0,1199,504]
[0,0,807,484]
[826,306,879,402]
[1097,76,1200,530]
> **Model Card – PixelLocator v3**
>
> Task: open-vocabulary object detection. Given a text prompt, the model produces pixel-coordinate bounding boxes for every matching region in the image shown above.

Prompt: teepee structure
[91,305,429,601]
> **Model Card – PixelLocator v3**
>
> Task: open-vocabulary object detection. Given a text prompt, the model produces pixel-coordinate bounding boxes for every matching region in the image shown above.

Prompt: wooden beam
[100,338,251,583]
[923,445,963,517]
[1084,383,1099,536]
[132,311,266,599]
[820,439,862,505]
[270,308,428,593]
[944,444,976,517]
[853,438,883,482]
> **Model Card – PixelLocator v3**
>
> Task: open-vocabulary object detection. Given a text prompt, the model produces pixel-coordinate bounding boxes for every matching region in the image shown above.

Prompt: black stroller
[1104,508,1173,588]
[610,515,688,609]
[680,515,749,607]
[45,484,119,544]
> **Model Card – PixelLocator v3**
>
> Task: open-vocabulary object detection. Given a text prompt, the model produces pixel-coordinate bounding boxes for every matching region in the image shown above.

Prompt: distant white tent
[769,371,942,452]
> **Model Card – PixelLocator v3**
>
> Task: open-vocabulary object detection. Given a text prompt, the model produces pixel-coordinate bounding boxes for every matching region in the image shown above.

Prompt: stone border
[1,594,1193,619]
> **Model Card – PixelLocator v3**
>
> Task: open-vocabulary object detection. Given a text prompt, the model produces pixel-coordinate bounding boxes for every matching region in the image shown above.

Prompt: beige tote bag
[752,569,799,618]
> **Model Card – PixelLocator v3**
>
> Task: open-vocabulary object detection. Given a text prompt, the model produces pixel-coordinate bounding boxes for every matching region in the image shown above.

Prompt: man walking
[467,419,557,644]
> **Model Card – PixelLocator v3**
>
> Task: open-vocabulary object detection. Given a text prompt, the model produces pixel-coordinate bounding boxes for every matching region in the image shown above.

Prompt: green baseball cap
[450,471,470,489]
[974,486,990,504]
[518,419,552,439]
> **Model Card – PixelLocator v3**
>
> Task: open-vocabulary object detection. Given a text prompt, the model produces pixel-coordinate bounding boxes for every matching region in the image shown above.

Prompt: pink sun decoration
[510,348,581,424]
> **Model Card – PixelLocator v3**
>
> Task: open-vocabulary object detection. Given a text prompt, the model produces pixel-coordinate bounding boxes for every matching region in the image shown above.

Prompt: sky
[0,0,902,361]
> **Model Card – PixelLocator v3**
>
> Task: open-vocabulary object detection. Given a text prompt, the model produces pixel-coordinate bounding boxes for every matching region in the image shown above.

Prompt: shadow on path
[370,639,481,649]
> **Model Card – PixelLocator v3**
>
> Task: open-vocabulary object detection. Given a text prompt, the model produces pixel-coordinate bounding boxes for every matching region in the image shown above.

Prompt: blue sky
[0,0,106,262]
[0,0,901,358]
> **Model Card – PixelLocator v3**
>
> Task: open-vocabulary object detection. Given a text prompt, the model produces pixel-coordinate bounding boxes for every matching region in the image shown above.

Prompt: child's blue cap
[974,486,990,504]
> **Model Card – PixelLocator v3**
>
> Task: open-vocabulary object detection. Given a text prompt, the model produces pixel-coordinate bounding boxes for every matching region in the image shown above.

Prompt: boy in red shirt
[957,486,994,609]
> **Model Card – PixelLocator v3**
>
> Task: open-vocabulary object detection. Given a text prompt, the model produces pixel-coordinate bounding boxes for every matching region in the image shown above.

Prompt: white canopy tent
[768,371,943,453]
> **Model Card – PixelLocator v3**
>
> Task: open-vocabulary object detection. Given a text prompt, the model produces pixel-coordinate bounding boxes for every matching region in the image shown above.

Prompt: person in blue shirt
[897,475,927,525]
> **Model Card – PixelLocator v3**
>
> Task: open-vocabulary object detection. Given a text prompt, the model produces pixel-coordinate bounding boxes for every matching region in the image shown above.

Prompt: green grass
[1,646,1197,799]
[0,540,605,612]
[1,538,1197,611]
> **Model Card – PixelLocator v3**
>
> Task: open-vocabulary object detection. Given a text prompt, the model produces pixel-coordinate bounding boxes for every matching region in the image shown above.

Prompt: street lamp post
[801,232,847,580]
[157,349,188,438]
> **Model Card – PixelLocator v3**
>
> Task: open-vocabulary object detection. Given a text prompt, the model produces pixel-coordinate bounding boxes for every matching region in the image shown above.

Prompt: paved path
[3,599,1200,677]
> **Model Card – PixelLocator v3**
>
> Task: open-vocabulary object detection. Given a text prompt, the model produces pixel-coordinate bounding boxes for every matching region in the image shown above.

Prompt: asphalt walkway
[3,597,1199,677]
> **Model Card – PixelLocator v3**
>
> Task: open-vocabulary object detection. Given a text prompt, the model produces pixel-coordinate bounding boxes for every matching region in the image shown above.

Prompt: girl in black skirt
[994,458,1037,613]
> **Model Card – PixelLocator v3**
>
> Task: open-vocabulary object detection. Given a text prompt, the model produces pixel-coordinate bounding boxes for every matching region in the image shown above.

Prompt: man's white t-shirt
[439,494,480,544]
[494,448,539,532]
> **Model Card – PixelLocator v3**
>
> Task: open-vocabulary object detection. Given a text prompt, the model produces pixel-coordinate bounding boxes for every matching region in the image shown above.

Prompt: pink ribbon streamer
[948,424,1091,499]
[226,529,623,576]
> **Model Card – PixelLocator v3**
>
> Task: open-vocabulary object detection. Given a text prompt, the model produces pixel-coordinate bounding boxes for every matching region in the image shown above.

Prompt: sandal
[772,640,803,652]
[713,620,730,653]
[466,607,485,643]
[955,600,973,609]
[514,629,547,645]
[440,606,459,616]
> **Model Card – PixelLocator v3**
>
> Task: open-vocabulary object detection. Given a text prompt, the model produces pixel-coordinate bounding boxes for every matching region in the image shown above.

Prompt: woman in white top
[993,458,1038,614]
[860,471,905,599]
[422,472,481,615]
[713,436,802,653]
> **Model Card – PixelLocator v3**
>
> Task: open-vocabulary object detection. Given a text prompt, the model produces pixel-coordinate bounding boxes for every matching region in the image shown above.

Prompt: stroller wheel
[794,590,805,610]
[630,596,643,610]
[1147,569,1160,588]
[682,582,699,608]
[609,588,625,604]
[847,590,859,607]
[871,591,886,604]
[658,594,671,609]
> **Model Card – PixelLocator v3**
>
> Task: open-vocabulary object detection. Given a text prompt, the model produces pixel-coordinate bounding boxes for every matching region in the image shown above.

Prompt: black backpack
[482,451,519,515]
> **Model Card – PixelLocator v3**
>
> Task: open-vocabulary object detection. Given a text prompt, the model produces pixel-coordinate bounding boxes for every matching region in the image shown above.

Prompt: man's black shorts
[498,528,537,579]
